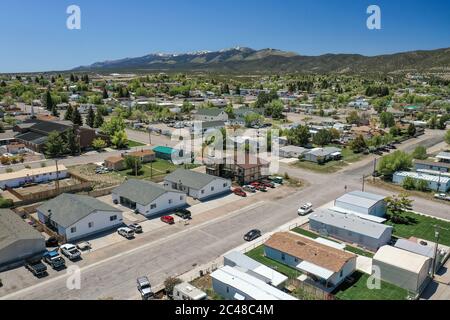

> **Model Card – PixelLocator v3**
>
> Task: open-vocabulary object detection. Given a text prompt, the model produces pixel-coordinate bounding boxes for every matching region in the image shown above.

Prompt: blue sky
[1,0,449,73]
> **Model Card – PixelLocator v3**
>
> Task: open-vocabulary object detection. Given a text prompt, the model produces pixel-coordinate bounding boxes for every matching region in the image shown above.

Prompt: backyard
[127,140,147,148]
[386,211,450,246]
[333,271,409,300]
[245,246,301,279]
[294,147,365,173]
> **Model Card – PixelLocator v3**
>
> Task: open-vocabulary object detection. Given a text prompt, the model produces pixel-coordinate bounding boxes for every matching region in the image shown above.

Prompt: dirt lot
[13,178,80,197]
[69,164,125,189]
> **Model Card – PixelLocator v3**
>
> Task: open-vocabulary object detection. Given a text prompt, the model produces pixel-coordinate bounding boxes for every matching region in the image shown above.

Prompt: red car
[233,188,247,197]
[251,182,267,192]
[260,180,275,188]
[160,216,175,224]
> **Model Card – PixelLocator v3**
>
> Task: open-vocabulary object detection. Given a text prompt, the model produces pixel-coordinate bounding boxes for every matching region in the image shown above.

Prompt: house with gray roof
[193,108,229,122]
[303,147,342,164]
[334,191,387,218]
[279,146,308,159]
[163,169,231,200]
[37,194,123,242]
[309,209,393,251]
[0,209,45,270]
[112,179,186,217]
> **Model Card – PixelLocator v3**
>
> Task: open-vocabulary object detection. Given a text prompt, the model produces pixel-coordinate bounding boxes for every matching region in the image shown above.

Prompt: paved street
[0,129,448,300]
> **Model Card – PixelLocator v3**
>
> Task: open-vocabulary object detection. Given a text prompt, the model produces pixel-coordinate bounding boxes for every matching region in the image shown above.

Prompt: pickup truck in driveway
[43,250,66,270]
[60,244,82,261]
[25,259,48,278]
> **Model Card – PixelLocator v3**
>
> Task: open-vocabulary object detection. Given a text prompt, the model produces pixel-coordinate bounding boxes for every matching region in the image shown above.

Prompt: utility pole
[55,159,60,194]
[148,129,152,146]
[431,225,448,278]
[362,175,365,192]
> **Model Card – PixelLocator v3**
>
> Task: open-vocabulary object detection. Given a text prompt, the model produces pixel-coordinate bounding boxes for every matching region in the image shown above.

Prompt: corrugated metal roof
[335,191,385,209]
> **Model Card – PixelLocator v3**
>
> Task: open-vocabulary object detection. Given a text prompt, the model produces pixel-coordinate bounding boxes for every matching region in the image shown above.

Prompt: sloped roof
[264,232,356,273]
[38,194,120,228]
[165,169,227,190]
[113,179,182,206]
[373,245,431,274]
[195,108,224,117]
[335,191,385,209]
[0,209,44,250]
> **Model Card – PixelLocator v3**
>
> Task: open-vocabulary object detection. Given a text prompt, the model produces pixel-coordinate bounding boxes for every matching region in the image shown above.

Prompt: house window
[223,183,228,188]
[226,286,229,293]
[201,190,205,194]
[281,253,285,261]
[168,199,173,204]
[151,204,157,209]
[180,196,183,201]
[70,227,76,233]
[88,222,94,228]
[211,186,214,191]
[340,270,343,278]
[110,215,117,221]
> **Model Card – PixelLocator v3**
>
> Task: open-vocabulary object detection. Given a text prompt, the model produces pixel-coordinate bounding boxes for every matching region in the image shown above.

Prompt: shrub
[402,177,416,190]
[416,179,429,192]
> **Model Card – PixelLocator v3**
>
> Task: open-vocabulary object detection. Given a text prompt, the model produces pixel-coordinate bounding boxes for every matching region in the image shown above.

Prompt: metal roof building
[211,266,297,300]
[223,251,288,288]
[334,191,387,218]
[309,209,393,251]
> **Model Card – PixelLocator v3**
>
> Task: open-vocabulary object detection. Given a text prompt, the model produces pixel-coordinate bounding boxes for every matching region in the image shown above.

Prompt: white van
[118,227,135,239]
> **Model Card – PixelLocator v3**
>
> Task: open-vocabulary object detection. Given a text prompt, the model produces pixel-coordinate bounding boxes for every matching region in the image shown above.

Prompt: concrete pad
[279,158,299,164]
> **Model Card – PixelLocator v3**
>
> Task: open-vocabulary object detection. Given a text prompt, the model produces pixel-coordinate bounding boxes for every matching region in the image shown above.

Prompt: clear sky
[1,0,449,73]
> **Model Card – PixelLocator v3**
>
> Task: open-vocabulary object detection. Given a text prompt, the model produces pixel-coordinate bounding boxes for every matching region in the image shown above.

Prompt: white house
[279,146,308,159]
[163,169,231,200]
[211,266,297,300]
[193,108,229,122]
[0,165,69,190]
[334,191,387,218]
[37,194,123,242]
[112,179,186,217]
[393,171,450,192]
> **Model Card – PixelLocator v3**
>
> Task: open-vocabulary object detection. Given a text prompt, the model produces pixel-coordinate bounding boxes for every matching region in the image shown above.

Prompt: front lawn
[245,246,301,279]
[386,211,450,246]
[333,272,409,300]
[344,245,374,258]
[292,227,319,239]
[127,140,146,147]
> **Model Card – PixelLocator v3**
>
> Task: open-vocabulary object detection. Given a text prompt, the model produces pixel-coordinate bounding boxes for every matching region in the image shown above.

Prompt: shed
[334,191,387,218]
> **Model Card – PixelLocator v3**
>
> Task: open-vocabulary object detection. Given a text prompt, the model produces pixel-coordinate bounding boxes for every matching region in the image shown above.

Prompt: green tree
[64,105,74,121]
[288,125,311,146]
[377,151,413,178]
[379,112,395,128]
[124,155,142,176]
[94,109,104,128]
[416,179,429,192]
[350,135,367,153]
[346,111,360,125]
[101,116,125,136]
[72,108,83,126]
[51,103,59,117]
[64,128,80,155]
[111,130,128,149]
[402,176,416,190]
[313,129,332,147]
[45,89,53,111]
[386,193,413,224]
[92,138,107,150]
[86,106,95,128]
[407,123,416,137]
[412,146,427,160]
[265,99,284,119]
[44,131,65,158]
[102,87,108,99]
[445,130,450,145]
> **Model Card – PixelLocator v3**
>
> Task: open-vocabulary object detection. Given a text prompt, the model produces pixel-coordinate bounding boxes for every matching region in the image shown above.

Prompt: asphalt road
[0,129,448,300]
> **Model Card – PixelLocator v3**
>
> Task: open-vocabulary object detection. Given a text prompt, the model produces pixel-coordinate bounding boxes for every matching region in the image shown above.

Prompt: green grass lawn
[294,147,365,173]
[245,246,301,279]
[127,140,146,147]
[333,272,409,300]
[344,245,374,258]
[386,211,450,246]
[292,227,319,239]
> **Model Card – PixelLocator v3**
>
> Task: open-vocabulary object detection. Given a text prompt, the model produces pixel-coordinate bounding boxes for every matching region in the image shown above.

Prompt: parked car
[60,244,82,261]
[43,250,66,270]
[434,193,450,201]
[45,236,59,248]
[251,182,267,192]
[25,259,48,278]
[244,229,262,242]
[242,185,256,193]
[174,209,192,220]
[260,180,275,188]
[233,188,247,197]
[113,199,119,205]
[137,276,154,300]
[128,223,143,233]
[118,227,135,239]
[298,203,313,216]
[268,176,284,184]
[161,216,175,225]
[77,241,92,251]
[372,171,381,178]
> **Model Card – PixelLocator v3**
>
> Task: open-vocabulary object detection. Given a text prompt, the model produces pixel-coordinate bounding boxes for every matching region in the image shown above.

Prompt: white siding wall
[137,192,186,217]
[63,210,123,242]
[0,170,69,189]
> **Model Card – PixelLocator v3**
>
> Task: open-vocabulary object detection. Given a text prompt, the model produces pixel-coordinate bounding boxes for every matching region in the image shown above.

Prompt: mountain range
[74,46,450,74]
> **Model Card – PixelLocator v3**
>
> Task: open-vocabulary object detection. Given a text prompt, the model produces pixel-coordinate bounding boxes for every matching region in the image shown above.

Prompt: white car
[298,203,313,216]
[118,227,135,239]
[60,244,81,260]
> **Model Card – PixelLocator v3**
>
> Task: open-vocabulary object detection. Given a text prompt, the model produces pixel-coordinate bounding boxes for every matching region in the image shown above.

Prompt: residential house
[414,159,450,173]
[164,169,231,200]
[223,251,288,288]
[193,108,229,122]
[394,239,443,273]
[153,146,184,162]
[112,179,186,217]
[309,209,393,251]
[264,232,357,289]
[0,165,68,190]
[37,194,123,242]
[211,266,297,300]
[436,152,450,164]
[127,149,156,163]
[104,156,126,171]
[279,146,308,159]
[303,147,342,164]
[191,120,226,135]
[0,209,46,270]
[372,245,431,294]
[393,171,450,192]
[6,143,26,154]
[333,191,387,219]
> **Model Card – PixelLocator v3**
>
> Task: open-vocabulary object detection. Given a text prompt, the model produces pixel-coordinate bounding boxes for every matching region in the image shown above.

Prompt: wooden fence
[286,278,336,300]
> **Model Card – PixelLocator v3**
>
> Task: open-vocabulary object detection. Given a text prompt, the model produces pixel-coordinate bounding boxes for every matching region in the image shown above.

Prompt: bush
[164,277,182,298]
[0,197,13,208]
[402,177,416,190]
[416,179,429,192]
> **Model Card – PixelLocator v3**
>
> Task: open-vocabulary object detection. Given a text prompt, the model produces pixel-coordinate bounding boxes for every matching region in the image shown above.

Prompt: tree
[402,177,416,190]
[51,103,59,117]
[313,129,332,147]
[64,105,74,121]
[45,89,53,111]
[416,179,429,192]
[379,112,395,128]
[102,87,108,99]
[164,277,182,298]
[445,130,450,145]
[44,131,65,158]
[407,123,416,137]
[346,111,360,125]
[101,116,125,136]
[288,125,311,146]
[92,138,107,151]
[124,155,142,176]
[181,101,194,114]
[377,151,413,178]
[265,99,284,119]
[412,146,427,160]
[64,128,80,155]
[72,108,83,126]
[86,106,95,128]
[350,135,367,153]
[111,130,128,149]
[94,109,104,128]
[244,113,262,128]
[385,193,413,224]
